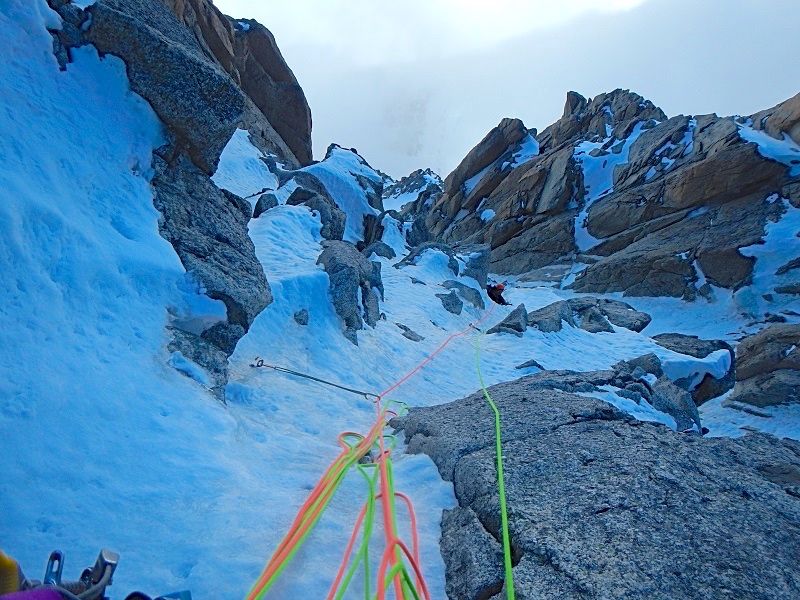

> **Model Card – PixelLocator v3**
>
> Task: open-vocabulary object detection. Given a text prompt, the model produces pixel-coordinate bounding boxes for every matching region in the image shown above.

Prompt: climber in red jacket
[487,283,511,306]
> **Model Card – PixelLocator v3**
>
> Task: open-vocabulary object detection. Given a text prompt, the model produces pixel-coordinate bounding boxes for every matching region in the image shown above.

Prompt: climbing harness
[246,305,498,599]
[475,332,515,600]
[250,358,379,400]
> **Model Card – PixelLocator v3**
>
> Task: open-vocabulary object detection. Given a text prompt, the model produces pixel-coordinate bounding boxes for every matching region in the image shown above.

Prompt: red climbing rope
[247,303,498,599]
[378,304,496,399]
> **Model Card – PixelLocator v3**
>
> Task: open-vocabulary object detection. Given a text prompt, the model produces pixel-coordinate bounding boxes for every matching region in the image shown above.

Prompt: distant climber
[487,283,511,306]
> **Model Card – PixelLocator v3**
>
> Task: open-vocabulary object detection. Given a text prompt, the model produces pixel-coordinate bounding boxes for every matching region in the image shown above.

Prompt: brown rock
[735,324,800,381]
[750,91,800,146]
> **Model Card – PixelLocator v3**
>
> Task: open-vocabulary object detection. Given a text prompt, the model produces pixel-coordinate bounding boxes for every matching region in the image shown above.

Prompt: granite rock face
[395,376,800,600]
[152,153,272,336]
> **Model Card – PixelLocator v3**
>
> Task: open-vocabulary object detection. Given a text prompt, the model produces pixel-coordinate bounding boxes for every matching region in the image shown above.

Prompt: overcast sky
[214,0,800,179]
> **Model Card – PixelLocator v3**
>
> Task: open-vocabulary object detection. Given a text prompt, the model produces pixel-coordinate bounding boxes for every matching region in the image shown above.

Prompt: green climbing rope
[475,332,515,600]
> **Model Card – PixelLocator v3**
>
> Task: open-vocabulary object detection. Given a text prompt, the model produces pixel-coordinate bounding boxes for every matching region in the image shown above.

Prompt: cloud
[214,0,800,180]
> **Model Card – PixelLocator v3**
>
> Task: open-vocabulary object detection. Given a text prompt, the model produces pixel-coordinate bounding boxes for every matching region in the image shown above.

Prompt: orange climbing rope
[246,304,497,599]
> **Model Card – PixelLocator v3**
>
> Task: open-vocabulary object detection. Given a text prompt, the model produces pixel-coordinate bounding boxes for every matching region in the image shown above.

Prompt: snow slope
[2,3,799,599]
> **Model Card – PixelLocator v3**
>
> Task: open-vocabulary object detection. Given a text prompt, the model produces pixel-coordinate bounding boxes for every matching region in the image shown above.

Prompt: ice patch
[212,128,279,201]
[480,208,496,222]
[169,351,212,387]
[738,123,800,176]
[577,386,677,429]
[573,122,647,251]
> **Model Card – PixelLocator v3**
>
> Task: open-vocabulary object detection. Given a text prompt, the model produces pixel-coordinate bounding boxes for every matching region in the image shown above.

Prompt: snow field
[0,1,265,596]
[4,3,799,598]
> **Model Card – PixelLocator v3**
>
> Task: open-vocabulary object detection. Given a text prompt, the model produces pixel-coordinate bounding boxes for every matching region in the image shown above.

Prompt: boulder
[361,241,396,260]
[596,299,652,332]
[527,301,574,333]
[395,376,800,600]
[442,281,485,310]
[396,323,424,342]
[652,333,735,404]
[436,291,463,315]
[316,241,384,344]
[252,192,278,218]
[293,309,309,326]
[487,304,528,337]
[286,185,346,240]
[728,324,800,406]
[650,376,703,431]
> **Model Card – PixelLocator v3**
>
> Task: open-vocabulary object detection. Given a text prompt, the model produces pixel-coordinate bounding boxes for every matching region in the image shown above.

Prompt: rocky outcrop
[395,376,800,600]
[152,151,272,321]
[317,241,384,344]
[727,324,800,407]
[45,0,317,396]
[285,185,346,241]
[442,281,485,310]
[486,304,528,337]
[161,0,312,165]
[393,243,490,288]
[526,298,651,334]
[652,333,736,404]
[407,87,800,299]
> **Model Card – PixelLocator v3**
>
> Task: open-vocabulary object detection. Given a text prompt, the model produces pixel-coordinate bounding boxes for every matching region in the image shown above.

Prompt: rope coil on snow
[247,305,498,599]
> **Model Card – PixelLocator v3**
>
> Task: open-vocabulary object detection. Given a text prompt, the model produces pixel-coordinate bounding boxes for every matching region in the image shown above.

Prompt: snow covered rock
[285,184,346,240]
[526,298,651,334]
[252,192,278,218]
[361,240,396,260]
[152,153,272,352]
[526,300,575,333]
[394,243,460,277]
[486,304,527,337]
[316,241,383,344]
[442,281,485,310]
[383,168,443,212]
[727,324,800,407]
[396,378,800,600]
[420,87,800,300]
[652,333,735,404]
